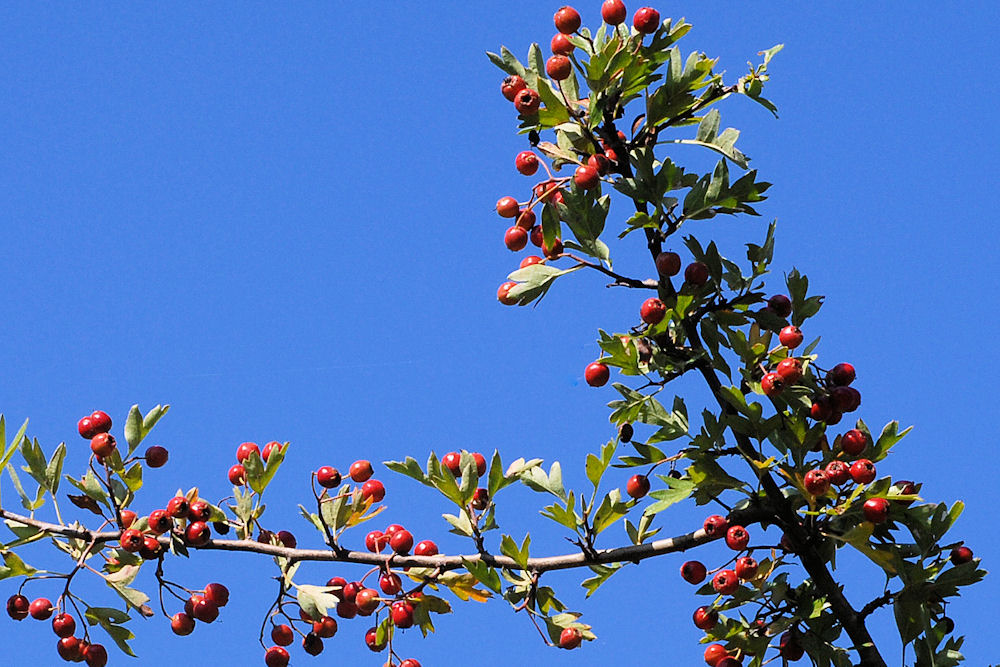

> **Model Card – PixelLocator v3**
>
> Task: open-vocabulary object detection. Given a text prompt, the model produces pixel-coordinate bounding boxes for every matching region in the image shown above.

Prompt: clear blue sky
[1,2,998,665]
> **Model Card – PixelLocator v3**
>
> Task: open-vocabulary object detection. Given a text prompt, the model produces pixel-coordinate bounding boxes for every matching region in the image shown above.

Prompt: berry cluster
[4,596,108,666]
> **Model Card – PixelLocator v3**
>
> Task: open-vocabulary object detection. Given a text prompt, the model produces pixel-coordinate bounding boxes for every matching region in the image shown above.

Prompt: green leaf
[384,457,430,487]
[442,512,474,537]
[0,550,38,580]
[486,47,527,78]
[499,533,530,569]
[462,558,502,593]
[591,488,629,534]
[45,442,66,495]
[581,563,622,597]
[296,584,340,620]
[85,606,136,657]
[644,476,695,516]
[585,440,617,490]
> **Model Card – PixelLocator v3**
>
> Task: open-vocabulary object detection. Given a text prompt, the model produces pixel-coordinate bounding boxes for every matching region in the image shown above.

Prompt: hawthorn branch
[564,253,656,290]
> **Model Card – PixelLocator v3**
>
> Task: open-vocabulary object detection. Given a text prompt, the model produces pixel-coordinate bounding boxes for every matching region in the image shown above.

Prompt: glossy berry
[391,600,415,628]
[712,569,739,595]
[504,226,528,251]
[542,236,564,258]
[471,487,490,510]
[553,6,582,34]
[558,626,582,649]
[236,442,259,462]
[28,597,52,620]
[761,372,784,397]
[529,225,544,247]
[626,474,650,499]
[703,514,728,536]
[601,0,627,24]
[276,530,296,548]
[863,497,890,523]
[680,560,706,584]
[472,452,487,476]
[704,644,729,667]
[6,594,29,620]
[655,251,681,276]
[515,151,539,175]
[120,528,143,552]
[587,153,611,175]
[810,396,833,421]
[144,445,168,468]
[270,624,293,646]
[803,469,831,496]
[584,362,610,387]
[90,433,116,458]
[88,410,112,435]
[302,632,324,656]
[841,429,867,456]
[551,33,574,55]
[514,88,541,115]
[735,555,759,580]
[185,521,211,546]
[768,294,792,317]
[264,646,290,667]
[640,297,666,325]
[684,261,709,286]
[313,615,338,638]
[515,207,534,230]
[317,466,341,489]
[140,535,162,560]
[365,626,387,652]
[725,525,749,550]
[442,452,462,476]
[228,464,247,486]
[501,75,526,101]
[619,423,634,443]
[950,546,974,565]
[779,325,803,349]
[498,281,519,306]
[832,385,862,412]
[355,588,380,615]
[400,660,422,667]
[57,637,84,662]
[776,358,803,384]
[520,255,543,269]
[166,495,190,518]
[170,612,194,636]
[496,196,519,218]
[633,7,661,34]
[716,659,742,667]
[148,510,173,534]
[546,55,572,80]
[379,573,402,595]
[390,529,414,554]
[414,539,439,557]
[692,605,718,630]
[829,362,856,386]
[204,583,229,607]
[52,613,76,638]
[349,460,373,482]
[574,165,600,189]
[77,416,97,439]
[779,631,804,660]
[850,459,877,485]
[119,509,137,528]
[186,499,212,521]
[192,597,218,623]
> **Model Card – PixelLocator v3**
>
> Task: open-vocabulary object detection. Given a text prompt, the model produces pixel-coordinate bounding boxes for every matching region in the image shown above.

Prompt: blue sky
[1,2,998,665]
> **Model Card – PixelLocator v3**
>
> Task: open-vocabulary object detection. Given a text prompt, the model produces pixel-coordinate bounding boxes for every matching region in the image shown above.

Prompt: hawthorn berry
[145,445,168,468]
[191,597,219,623]
[633,6,661,34]
[277,530,296,548]
[228,464,247,485]
[120,528,144,552]
[264,646,290,667]
[779,325,803,349]
[546,55,572,80]
[761,372,784,397]
[390,529,414,554]
[379,572,402,595]
[471,487,490,510]
[313,615,338,638]
[349,460,374,482]
[768,294,792,317]
[355,588,380,616]
[442,451,463,476]
[57,637,84,662]
[573,165,600,189]
[841,429,867,456]
[501,75,526,101]
[170,612,194,636]
[692,605,718,630]
[52,613,76,638]
[236,441,259,462]
[712,569,739,595]
[189,500,211,522]
[515,151,539,175]
[472,452,487,476]
[519,255,543,269]
[391,600,415,628]
[140,535,162,560]
[863,497,890,523]
[558,626,582,649]
[89,410,112,434]
[514,88,541,115]
[28,597,52,620]
[601,0,627,25]
[342,581,361,603]
[776,357,803,384]
[166,495,190,518]
[640,297,666,325]
[810,396,833,421]
[204,583,229,607]
[735,555,759,580]
[400,660,423,667]
[185,521,211,546]
[119,509,137,528]
[619,422,634,442]
[626,474,650,499]
[850,459,877,485]
[504,226,528,251]
[680,560,707,584]
[529,225,544,247]
[496,196,519,218]
[725,525,750,550]
[717,659,742,667]
[950,546,974,565]
[498,281,519,306]
[829,362,856,386]
[779,631,804,661]
[703,514,728,536]
[302,632,324,656]
[803,469,831,496]
[587,153,610,175]
[148,509,173,534]
[551,33,574,55]
[655,251,681,276]
[90,433,116,458]
[271,624,293,646]
[77,416,97,439]
[553,6,582,34]
[684,261,709,286]
[542,236,564,258]
[584,361,610,387]
[414,539,439,557]
[365,626,387,652]
[704,644,729,667]
[832,385,861,412]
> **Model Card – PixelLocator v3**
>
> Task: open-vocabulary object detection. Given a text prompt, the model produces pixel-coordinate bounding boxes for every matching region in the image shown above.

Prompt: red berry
[271,624,293,646]
[496,196,519,218]
[391,600,415,628]
[83,642,108,667]
[166,495,190,518]
[703,514,728,536]
[832,385,861,412]
[228,463,247,486]
[601,0,627,24]
[520,255,543,269]
[170,612,194,636]
[390,529,414,554]
[6,594,29,620]
[120,528,143,552]
[704,644,729,667]
[542,236,564,258]
[735,556,759,580]
[779,325,803,349]
[863,497,890,523]
[680,560,706,584]
[587,153,610,175]
[776,358,803,384]
[551,33,575,55]
[471,487,490,510]
[302,632,323,656]
[950,546,974,565]
[276,530,296,548]
[768,294,792,317]
[204,583,229,607]
[514,88,541,115]
[119,509,137,528]
[558,626,582,649]
[90,433,116,458]
[414,539,439,557]
[825,460,851,486]
[810,396,833,421]
[442,451,462,476]
[264,646,290,667]
[77,416,97,439]
[841,429,867,456]
[684,261,709,286]
[140,535,162,560]
[317,466,342,488]
[313,615,338,638]
[546,55,572,81]
[497,281,519,305]
[779,631,804,660]
[850,459,877,485]
[529,225,544,247]
[192,597,218,623]
[365,626,387,652]
[89,410,112,434]
[379,573,402,595]
[504,226,528,251]
[692,605,718,630]
[829,362,856,386]
[712,569,739,595]
[145,445,168,468]
[57,637,84,662]
[626,474,650,499]
[185,521,211,546]
[52,613,76,638]
[335,600,357,619]
[236,441,259,462]
[501,75,526,101]
[584,362,610,387]
[717,659,742,667]
[725,525,749,551]
[361,479,385,502]
[655,251,681,276]
[28,597,52,620]
[554,6,582,34]
[400,661,422,667]
[573,165,600,189]
[640,297,666,325]
[761,372,784,397]
[633,6,660,34]
[472,452,487,476]
[515,151,539,175]
[515,208,535,231]
[349,460,373,482]
[803,469,831,496]
[148,509,173,534]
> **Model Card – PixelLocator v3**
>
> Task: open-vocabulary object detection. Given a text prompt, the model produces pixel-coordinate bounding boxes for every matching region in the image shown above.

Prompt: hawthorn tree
[0,4,986,667]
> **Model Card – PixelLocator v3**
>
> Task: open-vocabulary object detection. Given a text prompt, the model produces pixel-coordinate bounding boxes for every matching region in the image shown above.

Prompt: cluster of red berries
[169,582,230,637]
[228,440,282,486]
[77,410,169,469]
[442,450,490,509]
[5,595,108,665]
[314,458,386,503]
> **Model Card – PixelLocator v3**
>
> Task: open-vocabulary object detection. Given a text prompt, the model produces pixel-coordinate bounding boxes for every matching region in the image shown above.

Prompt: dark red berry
[145,445,168,468]
[317,466,342,489]
[585,362,610,387]
[692,605,718,630]
[703,514,728,536]
[558,626,582,649]
[850,459,876,485]
[655,251,681,276]
[554,6,582,34]
[768,294,792,317]
[501,75,526,102]
[626,474,650,499]
[950,546,974,565]
[829,362,856,386]
[684,261,709,286]
[712,569,739,595]
[601,0,627,25]
[271,624,293,646]
[633,7,661,34]
[863,497,890,523]
[680,560,707,584]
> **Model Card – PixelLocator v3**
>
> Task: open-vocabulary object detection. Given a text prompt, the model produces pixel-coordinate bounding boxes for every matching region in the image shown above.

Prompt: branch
[564,253,656,290]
